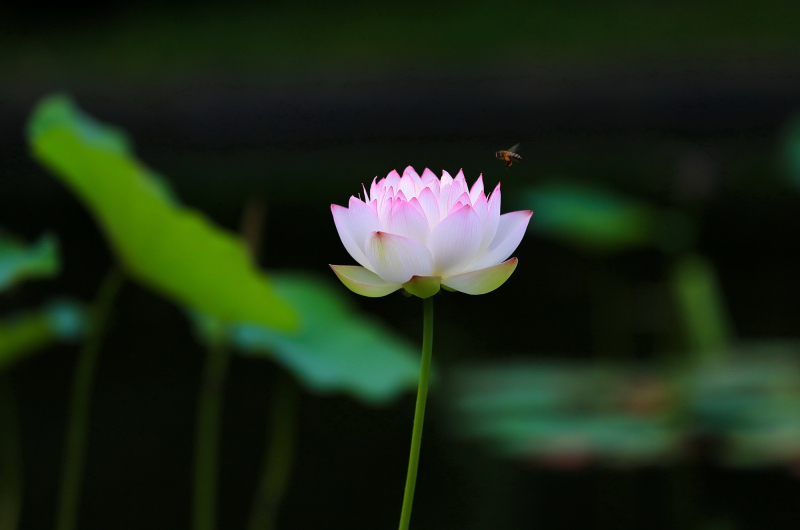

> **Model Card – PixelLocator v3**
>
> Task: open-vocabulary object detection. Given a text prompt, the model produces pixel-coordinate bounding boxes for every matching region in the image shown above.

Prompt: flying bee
[495,143,522,168]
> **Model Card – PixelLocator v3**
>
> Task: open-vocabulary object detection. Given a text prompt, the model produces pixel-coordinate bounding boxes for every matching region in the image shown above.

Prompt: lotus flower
[330,167,532,298]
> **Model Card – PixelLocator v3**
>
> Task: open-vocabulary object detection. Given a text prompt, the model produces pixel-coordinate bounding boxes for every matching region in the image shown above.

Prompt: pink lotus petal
[421,168,437,185]
[438,181,452,218]
[448,175,468,211]
[441,258,518,295]
[403,166,422,188]
[389,199,430,244]
[369,177,380,201]
[331,204,374,271]
[385,170,401,191]
[424,177,440,198]
[473,192,488,220]
[417,187,441,228]
[469,210,532,270]
[429,205,482,276]
[378,194,392,227]
[408,197,427,221]
[398,175,416,201]
[478,182,502,255]
[365,231,435,284]
[469,175,484,204]
[440,170,454,187]
[450,191,470,213]
[447,200,467,216]
[347,197,382,254]
[330,265,402,297]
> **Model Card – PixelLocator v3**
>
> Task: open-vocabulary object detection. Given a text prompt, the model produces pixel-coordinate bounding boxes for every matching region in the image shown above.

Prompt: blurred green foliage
[196,272,420,404]
[671,255,733,358]
[0,230,85,372]
[781,113,800,189]
[0,301,86,373]
[522,181,695,254]
[451,361,676,465]
[451,343,800,468]
[27,95,296,330]
[0,232,59,291]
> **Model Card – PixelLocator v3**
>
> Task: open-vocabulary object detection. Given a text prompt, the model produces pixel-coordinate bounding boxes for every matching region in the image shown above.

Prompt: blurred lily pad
[0,300,86,372]
[521,181,695,254]
[450,361,678,465]
[27,95,296,330]
[781,113,800,190]
[196,272,420,405]
[0,232,59,291]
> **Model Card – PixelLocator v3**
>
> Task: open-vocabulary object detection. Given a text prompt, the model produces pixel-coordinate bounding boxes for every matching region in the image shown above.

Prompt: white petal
[469,175,484,204]
[417,187,441,228]
[425,177,440,198]
[385,170,401,191]
[429,205,482,276]
[407,197,427,220]
[447,174,468,211]
[447,192,470,215]
[473,192,488,220]
[398,174,416,200]
[478,182,501,255]
[403,166,422,189]
[378,195,393,227]
[331,204,374,271]
[468,210,532,271]
[389,199,430,244]
[421,168,438,185]
[369,177,380,201]
[347,196,382,254]
[438,181,452,219]
[440,170,454,187]
[365,231,435,284]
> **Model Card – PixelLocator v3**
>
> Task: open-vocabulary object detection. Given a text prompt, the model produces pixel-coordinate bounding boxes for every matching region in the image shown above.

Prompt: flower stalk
[0,376,22,530]
[398,296,434,530]
[247,372,299,530]
[56,267,125,530]
[193,332,232,530]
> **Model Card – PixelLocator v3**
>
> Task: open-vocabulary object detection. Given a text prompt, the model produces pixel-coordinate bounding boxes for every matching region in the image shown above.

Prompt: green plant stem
[193,334,233,530]
[0,376,22,530]
[398,296,434,530]
[56,267,125,530]
[247,372,299,530]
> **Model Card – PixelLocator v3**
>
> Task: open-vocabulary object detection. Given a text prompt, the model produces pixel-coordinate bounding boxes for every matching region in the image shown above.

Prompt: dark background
[2,1,800,528]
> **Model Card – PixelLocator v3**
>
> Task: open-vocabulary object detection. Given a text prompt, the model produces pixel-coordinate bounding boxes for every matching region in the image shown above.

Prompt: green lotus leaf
[0,232,59,291]
[522,182,661,253]
[195,272,420,405]
[0,300,86,372]
[27,95,296,330]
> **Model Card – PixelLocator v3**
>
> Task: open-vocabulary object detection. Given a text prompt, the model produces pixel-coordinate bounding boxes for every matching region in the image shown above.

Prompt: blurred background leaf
[195,272,420,405]
[0,300,86,373]
[521,180,696,255]
[27,95,296,331]
[0,232,59,291]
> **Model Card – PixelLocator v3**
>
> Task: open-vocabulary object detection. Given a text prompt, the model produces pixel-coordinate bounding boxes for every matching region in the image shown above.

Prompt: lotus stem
[247,371,299,530]
[56,267,125,530]
[193,333,232,530]
[0,376,22,530]
[398,296,434,530]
